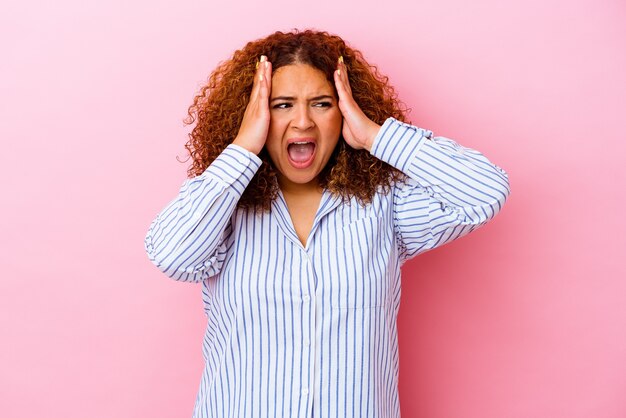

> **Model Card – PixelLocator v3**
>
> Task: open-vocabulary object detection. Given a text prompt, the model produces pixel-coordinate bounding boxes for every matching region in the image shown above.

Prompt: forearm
[144,144,262,281]
[371,117,510,261]
[372,117,510,222]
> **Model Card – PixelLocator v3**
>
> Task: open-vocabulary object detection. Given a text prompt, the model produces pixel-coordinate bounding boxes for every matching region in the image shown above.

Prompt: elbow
[485,171,511,224]
[144,231,210,283]
[144,234,177,280]
[461,172,511,227]
[496,168,511,214]
[480,164,511,222]
[146,250,210,283]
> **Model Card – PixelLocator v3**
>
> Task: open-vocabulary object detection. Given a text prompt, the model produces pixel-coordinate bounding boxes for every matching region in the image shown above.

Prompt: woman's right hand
[232,55,272,155]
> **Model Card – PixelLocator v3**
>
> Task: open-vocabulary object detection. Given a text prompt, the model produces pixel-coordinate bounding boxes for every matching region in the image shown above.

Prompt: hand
[334,57,381,152]
[233,56,272,155]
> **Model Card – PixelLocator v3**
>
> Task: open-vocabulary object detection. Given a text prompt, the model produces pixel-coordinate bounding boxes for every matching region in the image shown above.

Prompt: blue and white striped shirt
[145,117,510,418]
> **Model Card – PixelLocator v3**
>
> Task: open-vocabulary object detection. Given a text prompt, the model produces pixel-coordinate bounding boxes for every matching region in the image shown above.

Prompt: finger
[334,69,353,112]
[258,67,269,102]
[250,55,267,103]
[334,69,349,105]
[263,59,272,95]
[338,57,352,95]
[257,60,272,112]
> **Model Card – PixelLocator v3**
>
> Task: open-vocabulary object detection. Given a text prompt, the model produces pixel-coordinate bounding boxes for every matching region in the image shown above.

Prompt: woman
[145,29,510,418]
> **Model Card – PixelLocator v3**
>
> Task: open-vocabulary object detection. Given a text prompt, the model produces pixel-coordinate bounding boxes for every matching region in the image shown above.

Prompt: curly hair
[183,29,409,210]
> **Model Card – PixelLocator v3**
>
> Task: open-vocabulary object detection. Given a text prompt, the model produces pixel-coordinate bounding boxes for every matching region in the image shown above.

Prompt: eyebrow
[270,94,335,103]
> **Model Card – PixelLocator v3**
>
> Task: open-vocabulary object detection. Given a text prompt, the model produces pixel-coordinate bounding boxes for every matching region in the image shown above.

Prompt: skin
[233,55,382,245]
[265,63,342,192]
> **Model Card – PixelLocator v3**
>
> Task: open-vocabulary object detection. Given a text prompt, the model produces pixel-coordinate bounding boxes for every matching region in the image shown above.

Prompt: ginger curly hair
[183,29,409,210]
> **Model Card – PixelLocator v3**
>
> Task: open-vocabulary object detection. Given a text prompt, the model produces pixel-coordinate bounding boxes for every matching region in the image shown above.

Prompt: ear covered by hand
[333,56,381,152]
[233,55,273,155]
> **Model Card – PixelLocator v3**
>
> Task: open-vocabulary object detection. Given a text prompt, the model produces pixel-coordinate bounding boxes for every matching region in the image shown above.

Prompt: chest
[219,193,398,309]
[282,191,322,247]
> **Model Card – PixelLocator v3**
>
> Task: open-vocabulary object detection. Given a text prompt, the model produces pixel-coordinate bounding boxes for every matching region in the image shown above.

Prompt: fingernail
[260,55,267,62]
[337,69,341,76]
[338,55,344,64]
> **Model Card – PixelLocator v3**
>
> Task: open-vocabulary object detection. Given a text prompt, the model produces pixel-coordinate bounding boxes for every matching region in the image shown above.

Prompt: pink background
[2,0,625,417]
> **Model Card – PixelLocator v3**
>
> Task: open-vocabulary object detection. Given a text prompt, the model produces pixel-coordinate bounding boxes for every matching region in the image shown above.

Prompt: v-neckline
[273,188,341,250]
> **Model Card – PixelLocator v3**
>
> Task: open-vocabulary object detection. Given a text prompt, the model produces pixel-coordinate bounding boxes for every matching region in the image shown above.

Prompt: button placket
[301,249,317,404]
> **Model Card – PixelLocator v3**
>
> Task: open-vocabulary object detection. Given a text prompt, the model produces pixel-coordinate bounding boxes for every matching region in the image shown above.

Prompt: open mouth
[287,140,316,168]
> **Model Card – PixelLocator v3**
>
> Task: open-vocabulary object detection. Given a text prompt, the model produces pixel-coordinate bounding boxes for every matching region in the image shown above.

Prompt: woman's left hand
[334,57,381,152]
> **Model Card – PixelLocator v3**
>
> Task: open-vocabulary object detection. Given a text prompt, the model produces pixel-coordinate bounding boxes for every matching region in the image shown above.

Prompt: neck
[278,175,322,197]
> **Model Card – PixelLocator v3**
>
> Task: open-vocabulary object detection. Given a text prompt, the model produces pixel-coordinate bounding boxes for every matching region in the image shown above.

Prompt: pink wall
[2,0,625,417]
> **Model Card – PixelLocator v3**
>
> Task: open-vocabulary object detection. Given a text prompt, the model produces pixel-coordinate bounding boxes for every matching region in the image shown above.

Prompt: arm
[371,117,511,262]
[333,58,510,263]
[144,144,262,282]
[145,55,273,282]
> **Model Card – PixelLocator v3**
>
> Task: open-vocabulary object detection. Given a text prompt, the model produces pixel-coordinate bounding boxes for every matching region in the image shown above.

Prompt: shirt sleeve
[370,117,511,263]
[144,144,262,282]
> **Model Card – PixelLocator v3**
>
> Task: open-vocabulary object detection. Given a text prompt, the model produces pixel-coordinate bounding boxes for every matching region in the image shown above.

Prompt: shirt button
[302,295,311,303]
[302,388,309,396]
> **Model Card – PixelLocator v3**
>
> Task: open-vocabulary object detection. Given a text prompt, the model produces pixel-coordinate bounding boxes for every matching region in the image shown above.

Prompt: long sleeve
[144,144,262,282]
[370,117,511,263]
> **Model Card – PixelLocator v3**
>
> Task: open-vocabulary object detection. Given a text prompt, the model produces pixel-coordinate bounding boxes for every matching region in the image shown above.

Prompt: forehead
[271,64,334,96]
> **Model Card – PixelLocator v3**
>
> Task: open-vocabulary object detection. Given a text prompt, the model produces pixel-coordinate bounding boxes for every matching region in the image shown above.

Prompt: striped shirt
[144,117,510,418]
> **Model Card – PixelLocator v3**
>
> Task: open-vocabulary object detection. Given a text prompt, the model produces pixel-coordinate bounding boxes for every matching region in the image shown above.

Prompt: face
[266,63,342,190]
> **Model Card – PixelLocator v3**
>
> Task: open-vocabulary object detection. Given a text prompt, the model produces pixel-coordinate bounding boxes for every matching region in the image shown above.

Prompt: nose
[291,104,315,131]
